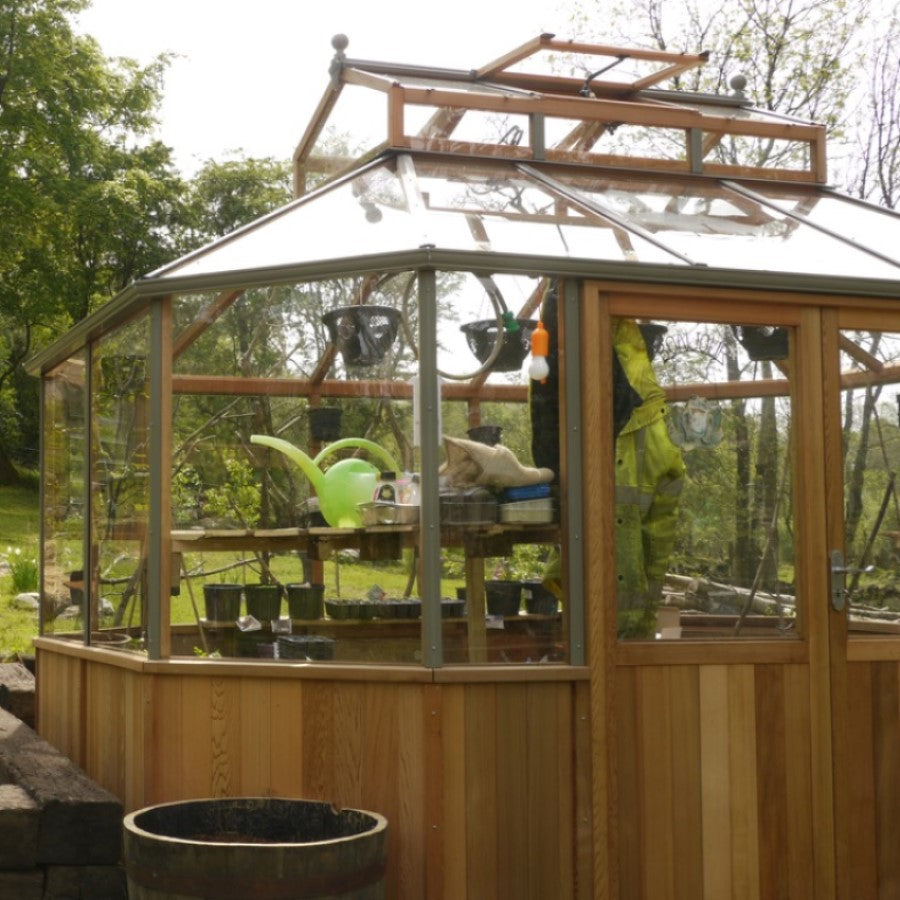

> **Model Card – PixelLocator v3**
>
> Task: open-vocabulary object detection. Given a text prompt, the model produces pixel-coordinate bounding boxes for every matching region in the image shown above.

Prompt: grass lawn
[0,483,469,656]
[0,483,41,658]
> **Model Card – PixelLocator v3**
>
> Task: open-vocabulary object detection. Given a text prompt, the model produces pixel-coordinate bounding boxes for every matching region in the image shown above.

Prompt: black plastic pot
[308,407,342,442]
[244,584,283,622]
[277,635,336,661]
[485,580,522,617]
[466,424,502,446]
[522,581,558,615]
[285,583,325,620]
[203,584,243,622]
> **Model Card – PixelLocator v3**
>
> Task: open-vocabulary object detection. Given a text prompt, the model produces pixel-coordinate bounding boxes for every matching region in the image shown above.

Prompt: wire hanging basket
[460,317,537,372]
[321,305,402,367]
[733,325,789,361]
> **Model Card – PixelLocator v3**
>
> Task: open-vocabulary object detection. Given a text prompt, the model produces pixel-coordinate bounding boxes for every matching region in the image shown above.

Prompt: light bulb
[529,354,550,382]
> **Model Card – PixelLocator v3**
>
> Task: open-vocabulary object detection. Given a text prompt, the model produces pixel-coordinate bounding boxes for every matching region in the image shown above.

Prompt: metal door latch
[830,549,875,611]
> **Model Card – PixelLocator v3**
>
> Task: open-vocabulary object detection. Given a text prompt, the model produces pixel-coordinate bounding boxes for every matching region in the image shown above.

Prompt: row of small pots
[203,580,559,624]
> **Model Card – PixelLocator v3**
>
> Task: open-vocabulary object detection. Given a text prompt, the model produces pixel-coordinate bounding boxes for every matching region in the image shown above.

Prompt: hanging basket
[460,318,537,372]
[638,323,668,361]
[733,325,789,361]
[321,305,402,367]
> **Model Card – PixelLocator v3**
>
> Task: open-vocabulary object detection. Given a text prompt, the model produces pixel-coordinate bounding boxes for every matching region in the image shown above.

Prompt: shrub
[7,546,38,593]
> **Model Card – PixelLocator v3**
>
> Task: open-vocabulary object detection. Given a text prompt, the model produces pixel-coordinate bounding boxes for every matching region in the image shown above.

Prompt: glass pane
[41,355,86,637]
[157,163,428,279]
[742,187,900,269]
[614,318,797,641]
[171,276,422,664]
[303,83,389,189]
[839,330,900,634]
[551,173,900,278]
[155,158,686,283]
[90,318,152,650]
[439,275,567,665]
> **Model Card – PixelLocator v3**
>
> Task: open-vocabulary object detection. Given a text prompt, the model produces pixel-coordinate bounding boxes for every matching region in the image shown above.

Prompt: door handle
[830,549,874,611]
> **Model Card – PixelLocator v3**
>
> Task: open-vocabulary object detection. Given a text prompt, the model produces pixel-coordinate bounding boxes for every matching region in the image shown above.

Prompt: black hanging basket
[733,325,789,361]
[460,318,537,372]
[321,305,402,367]
[638,323,668,361]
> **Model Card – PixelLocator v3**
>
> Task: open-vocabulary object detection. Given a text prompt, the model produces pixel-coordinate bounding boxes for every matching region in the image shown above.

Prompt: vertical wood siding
[36,651,589,900]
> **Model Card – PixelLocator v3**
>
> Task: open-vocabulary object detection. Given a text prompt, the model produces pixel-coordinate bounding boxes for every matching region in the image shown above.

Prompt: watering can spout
[250,435,325,495]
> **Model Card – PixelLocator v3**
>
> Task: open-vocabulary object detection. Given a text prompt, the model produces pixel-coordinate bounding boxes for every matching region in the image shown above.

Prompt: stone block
[0,783,39,868]
[0,662,35,728]
[0,869,44,900]
[44,864,128,899]
[0,709,122,865]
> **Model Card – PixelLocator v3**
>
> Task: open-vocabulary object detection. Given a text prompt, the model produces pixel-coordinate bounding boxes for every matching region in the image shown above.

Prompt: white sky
[76,0,567,175]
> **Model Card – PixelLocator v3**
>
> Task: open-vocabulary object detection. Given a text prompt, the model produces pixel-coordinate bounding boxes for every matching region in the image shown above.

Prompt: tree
[568,0,870,174]
[848,8,900,208]
[0,0,187,482]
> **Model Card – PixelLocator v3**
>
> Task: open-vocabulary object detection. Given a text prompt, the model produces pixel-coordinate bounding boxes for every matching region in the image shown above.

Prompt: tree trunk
[0,441,22,486]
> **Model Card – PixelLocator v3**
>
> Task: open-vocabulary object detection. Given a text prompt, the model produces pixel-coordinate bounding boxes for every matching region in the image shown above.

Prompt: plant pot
[277,635,336,660]
[460,318,537,372]
[123,797,386,899]
[325,599,352,620]
[286,583,325,620]
[90,631,130,649]
[466,424,502,446]
[522,581,558,615]
[244,584,283,622]
[203,584,243,622]
[321,305,402,367]
[308,407,342,442]
[441,598,466,618]
[485,580,522,617]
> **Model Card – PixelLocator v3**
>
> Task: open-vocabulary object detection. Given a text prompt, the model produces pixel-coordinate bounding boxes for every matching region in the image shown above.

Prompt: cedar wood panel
[36,650,590,900]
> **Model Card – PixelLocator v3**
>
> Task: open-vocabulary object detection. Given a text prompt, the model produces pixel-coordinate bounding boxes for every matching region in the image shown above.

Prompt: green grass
[0,483,41,658]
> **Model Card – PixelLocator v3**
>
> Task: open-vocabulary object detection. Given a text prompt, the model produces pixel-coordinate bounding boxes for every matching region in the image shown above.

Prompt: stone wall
[0,665,126,899]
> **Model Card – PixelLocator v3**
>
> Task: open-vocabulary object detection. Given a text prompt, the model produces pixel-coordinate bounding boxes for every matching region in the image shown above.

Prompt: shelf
[170,522,559,556]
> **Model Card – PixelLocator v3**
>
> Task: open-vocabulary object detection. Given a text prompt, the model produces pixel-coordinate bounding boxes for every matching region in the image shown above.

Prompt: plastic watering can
[250,435,401,528]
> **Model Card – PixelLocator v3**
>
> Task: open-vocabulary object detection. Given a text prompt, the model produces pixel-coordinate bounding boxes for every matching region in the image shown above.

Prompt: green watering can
[250,435,401,528]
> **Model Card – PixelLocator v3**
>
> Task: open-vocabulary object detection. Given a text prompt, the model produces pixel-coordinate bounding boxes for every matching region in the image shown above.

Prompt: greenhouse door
[583,287,860,899]
[823,305,900,900]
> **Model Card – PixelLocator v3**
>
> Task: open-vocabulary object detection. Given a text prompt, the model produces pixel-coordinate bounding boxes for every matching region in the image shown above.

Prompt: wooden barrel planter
[123,797,388,900]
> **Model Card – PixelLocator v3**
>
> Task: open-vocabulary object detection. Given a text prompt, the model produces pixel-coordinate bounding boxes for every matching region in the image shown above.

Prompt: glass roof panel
[157,164,428,280]
[733,185,900,267]
[155,158,684,281]
[550,173,900,278]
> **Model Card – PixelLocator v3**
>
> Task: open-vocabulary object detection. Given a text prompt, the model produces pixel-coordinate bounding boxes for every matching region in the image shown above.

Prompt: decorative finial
[330,35,349,85]
[332,34,349,58]
[729,74,747,99]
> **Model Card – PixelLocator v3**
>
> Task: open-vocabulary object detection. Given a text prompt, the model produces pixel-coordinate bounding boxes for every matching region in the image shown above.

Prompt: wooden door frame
[582,282,843,897]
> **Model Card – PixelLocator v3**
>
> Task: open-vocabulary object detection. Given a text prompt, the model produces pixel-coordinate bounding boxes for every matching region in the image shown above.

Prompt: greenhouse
[27,34,900,898]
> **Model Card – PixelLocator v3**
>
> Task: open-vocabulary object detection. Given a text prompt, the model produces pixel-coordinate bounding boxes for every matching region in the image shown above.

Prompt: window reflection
[616,319,796,640]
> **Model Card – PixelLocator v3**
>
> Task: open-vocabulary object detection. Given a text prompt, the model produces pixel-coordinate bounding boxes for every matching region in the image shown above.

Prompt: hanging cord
[399,272,511,380]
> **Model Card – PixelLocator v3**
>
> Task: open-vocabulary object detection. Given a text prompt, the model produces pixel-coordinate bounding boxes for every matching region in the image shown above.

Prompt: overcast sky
[75,0,567,174]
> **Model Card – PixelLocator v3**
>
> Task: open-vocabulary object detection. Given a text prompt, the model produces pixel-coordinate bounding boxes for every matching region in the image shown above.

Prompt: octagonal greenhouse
[27,34,900,898]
